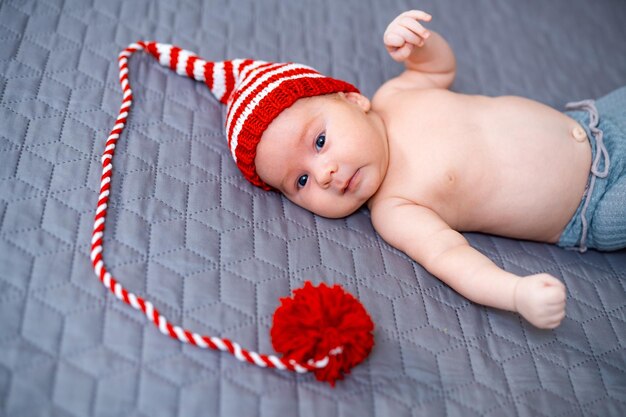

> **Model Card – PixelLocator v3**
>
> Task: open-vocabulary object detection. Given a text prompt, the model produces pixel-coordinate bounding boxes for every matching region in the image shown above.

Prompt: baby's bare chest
[375,92,592,237]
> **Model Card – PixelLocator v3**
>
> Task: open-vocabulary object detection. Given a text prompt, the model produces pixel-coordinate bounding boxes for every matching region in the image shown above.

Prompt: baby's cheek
[299,195,330,216]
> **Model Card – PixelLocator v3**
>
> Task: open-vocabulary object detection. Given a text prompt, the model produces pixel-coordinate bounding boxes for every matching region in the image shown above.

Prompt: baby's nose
[314,163,337,188]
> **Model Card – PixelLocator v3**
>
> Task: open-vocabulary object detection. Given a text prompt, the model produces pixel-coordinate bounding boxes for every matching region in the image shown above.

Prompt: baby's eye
[297,174,308,188]
[315,133,326,151]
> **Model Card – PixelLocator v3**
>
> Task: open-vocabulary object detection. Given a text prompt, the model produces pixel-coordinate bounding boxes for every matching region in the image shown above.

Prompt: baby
[251,10,626,329]
[140,10,625,330]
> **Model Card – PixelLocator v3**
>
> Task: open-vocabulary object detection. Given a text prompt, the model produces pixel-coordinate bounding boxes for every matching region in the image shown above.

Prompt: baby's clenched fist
[384,10,432,62]
[514,274,566,329]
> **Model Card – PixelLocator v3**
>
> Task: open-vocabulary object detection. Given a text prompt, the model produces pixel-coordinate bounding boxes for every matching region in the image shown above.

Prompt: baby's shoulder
[367,193,452,254]
[367,194,408,236]
[367,187,415,222]
[371,81,417,109]
[371,84,453,113]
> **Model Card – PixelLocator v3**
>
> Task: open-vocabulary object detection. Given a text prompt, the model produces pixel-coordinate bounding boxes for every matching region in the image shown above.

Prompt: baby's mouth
[342,169,360,194]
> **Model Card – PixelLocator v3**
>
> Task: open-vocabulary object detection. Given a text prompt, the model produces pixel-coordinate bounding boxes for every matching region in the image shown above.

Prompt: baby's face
[255,92,389,218]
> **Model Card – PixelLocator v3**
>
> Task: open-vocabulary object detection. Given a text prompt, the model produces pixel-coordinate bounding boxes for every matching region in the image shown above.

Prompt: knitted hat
[91,41,374,386]
[140,41,359,189]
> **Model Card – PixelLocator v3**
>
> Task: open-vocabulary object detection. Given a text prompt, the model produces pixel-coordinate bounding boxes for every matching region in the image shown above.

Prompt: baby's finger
[389,43,413,62]
[545,312,566,329]
[401,9,433,22]
[394,25,423,47]
[544,319,562,330]
[384,31,405,48]
[399,15,431,40]
[544,302,565,315]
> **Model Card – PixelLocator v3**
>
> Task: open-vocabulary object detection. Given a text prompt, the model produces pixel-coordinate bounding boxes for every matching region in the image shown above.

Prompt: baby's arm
[378,10,456,95]
[371,200,567,329]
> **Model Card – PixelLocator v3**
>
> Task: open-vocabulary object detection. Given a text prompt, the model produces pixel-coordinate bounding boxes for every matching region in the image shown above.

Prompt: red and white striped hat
[92,41,374,385]
[141,41,359,189]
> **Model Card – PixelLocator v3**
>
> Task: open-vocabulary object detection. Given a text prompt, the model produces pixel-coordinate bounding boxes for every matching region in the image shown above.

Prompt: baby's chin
[294,187,376,218]
[304,201,365,219]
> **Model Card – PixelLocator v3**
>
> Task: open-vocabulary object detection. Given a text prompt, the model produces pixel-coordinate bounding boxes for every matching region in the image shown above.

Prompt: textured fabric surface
[1,1,626,416]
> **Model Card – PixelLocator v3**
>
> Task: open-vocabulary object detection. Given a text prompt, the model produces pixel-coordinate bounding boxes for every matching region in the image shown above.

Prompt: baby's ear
[340,92,371,112]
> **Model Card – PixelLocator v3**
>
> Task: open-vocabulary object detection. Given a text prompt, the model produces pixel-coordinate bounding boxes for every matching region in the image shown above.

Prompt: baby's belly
[453,98,592,242]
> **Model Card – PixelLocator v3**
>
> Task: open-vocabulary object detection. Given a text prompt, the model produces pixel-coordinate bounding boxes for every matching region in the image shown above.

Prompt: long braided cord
[90,41,330,375]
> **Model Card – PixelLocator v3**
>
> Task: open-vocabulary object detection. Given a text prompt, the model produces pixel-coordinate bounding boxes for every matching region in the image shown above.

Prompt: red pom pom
[271,281,375,386]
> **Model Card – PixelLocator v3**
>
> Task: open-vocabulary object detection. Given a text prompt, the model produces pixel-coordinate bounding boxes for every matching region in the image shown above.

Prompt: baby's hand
[384,10,433,62]
[514,274,566,329]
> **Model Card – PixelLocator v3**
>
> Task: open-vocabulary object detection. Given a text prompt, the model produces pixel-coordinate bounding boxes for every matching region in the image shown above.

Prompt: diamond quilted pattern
[1,0,626,416]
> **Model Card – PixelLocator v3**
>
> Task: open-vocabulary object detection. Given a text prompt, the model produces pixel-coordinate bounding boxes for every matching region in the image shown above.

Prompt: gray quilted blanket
[1,0,626,416]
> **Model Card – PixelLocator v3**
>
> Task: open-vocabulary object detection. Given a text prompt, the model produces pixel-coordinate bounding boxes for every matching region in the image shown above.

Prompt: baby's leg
[590,170,626,251]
